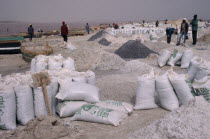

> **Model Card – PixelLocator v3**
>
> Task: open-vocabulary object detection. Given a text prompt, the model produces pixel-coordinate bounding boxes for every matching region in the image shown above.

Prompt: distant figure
[28,24,34,42]
[61,21,68,42]
[190,14,198,45]
[7,28,9,32]
[114,24,119,29]
[166,27,175,44]
[165,19,168,24]
[86,23,90,34]
[176,18,189,46]
[156,20,159,27]
[142,20,145,27]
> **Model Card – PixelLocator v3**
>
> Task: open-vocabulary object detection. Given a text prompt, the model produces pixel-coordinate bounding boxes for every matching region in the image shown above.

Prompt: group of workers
[27,14,199,46]
[166,14,198,46]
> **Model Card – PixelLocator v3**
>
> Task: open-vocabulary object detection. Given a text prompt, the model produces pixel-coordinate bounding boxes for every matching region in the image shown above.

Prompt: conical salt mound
[88,30,108,41]
[115,40,157,59]
[98,38,112,46]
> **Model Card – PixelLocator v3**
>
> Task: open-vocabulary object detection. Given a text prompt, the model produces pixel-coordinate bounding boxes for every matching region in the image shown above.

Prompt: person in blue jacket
[86,23,90,34]
[166,27,175,44]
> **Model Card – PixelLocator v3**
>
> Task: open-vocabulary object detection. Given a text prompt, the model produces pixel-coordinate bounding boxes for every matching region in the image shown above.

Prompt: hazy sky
[0,0,209,23]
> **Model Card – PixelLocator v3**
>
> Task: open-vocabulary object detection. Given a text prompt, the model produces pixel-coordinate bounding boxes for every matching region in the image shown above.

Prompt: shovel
[32,72,51,116]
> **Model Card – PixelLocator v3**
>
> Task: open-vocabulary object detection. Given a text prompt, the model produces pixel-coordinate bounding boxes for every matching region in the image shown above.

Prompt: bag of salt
[187,56,203,81]
[167,50,182,66]
[156,73,179,111]
[14,84,35,125]
[33,80,58,117]
[35,55,48,72]
[71,104,127,126]
[158,50,171,67]
[63,57,75,71]
[168,71,194,105]
[194,60,210,81]
[181,50,194,68]
[193,76,210,103]
[30,58,37,73]
[95,100,133,114]
[134,70,158,110]
[56,101,87,118]
[85,70,96,85]
[0,87,16,130]
[56,82,100,103]
[48,55,63,70]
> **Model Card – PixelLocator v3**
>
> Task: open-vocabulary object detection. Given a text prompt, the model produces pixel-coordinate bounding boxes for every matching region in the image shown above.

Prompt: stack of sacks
[158,49,193,68]
[187,56,210,82]
[0,68,96,130]
[30,54,75,73]
[56,75,130,126]
[134,69,194,111]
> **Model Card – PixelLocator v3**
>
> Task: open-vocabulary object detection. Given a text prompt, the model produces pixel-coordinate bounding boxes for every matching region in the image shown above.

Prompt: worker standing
[86,23,90,34]
[190,15,198,45]
[176,18,189,46]
[156,20,159,27]
[28,24,34,42]
[61,21,68,42]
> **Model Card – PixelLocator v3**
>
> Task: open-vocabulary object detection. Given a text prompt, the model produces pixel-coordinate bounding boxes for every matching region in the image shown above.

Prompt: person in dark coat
[166,27,175,44]
[156,20,159,27]
[28,24,34,41]
[176,18,189,46]
[86,23,90,34]
[190,14,198,45]
[61,21,68,42]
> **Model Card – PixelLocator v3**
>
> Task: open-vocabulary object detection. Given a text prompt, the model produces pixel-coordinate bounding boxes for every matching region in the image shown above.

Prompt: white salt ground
[129,97,210,139]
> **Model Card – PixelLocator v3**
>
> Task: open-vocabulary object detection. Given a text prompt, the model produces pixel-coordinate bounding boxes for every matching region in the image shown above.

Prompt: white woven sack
[48,55,63,70]
[194,61,210,80]
[35,55,48,72]
[187,56,203,81]
[0,87,16,130]
[63,57,75,71]
[56,101,87,118]
[14,84,35,125]
[167,52,182,66]
[66,42,76,50]
[71,104,127,126]
[85,71,96,85]
[156,73,179,111]
[72,77,87,83]
[134,70,158,110]
[158,50,171,67]
[95,100,133,114]
[168,71,194,105]
[181,50,194,68]
[56,82,100,103]
[30,58,37,73]
[33,80,58,117]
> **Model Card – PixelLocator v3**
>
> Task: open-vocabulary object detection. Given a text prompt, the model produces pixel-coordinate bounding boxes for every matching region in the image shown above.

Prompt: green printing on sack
[185,80,196,96]
[0,124,7,130]
[194,88,210,102]
[0,96,5,122]
[106,101,123,106]
[97,108,113,118]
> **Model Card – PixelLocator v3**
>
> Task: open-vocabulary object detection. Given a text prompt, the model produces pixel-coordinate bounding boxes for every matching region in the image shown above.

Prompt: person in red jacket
[61,21,68,42]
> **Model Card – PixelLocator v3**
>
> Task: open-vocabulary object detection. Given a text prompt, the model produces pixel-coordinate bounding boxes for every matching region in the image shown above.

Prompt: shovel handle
[41,83,51,116]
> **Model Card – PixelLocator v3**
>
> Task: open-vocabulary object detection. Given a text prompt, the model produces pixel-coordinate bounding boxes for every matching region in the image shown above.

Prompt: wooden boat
[20,43,53,62]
